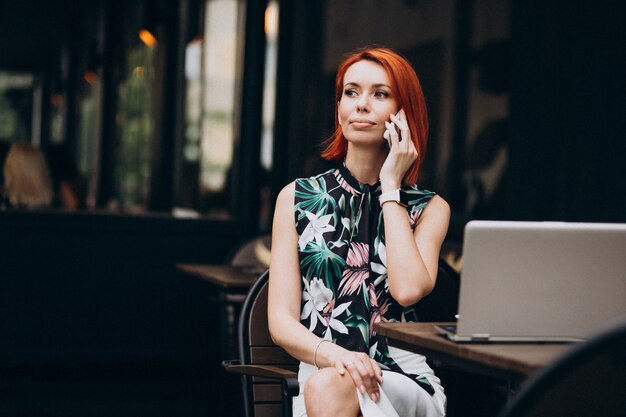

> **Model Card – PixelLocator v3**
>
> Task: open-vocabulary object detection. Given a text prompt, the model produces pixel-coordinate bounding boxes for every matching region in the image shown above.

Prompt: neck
[344,144,387,185]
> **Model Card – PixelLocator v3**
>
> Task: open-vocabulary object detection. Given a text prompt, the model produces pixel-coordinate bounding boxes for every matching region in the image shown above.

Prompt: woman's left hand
[379,108,418,191]
[333,351,384,402]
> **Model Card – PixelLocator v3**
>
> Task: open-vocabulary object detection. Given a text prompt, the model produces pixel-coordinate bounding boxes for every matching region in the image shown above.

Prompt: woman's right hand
[330,349,384,402]
[379,108,418,191]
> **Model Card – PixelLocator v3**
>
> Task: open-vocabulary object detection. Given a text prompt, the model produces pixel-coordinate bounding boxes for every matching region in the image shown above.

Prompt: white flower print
[371,240,388,287]
[301,277,333,331]
[298,211,336,250]
[322,300,351,340]
[369,341,378,360]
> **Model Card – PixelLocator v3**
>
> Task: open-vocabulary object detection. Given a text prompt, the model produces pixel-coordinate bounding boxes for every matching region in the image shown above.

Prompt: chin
[345,131,383,144]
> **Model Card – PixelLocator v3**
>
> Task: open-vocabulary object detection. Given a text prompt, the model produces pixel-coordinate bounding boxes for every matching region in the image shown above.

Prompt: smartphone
[383,110,401,146]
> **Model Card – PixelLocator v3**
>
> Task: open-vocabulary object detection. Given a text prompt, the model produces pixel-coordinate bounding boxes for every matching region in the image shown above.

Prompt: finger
[346,358,376,396]
[353,358,380,401]
[345,362,368,395]
[406,137,418,161]
[359,355,377,379]
[370,359,384,383]
[390,113,409,151]
[385,121,399,148]
[334,360,347,376]
[359,364,378,394]
[361,358,380,389]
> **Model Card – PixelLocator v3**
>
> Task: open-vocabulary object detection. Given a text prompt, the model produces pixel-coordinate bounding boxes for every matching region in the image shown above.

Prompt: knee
[304,368,339,400]
[304,368,355,406]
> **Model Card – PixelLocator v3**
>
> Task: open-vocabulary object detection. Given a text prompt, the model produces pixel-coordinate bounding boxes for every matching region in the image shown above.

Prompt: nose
[356,95,370,112]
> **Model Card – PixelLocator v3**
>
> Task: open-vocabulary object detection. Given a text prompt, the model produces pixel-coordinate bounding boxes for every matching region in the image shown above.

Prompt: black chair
[498,320,626,417]
[222,271,299,417]
[220,233,272,357]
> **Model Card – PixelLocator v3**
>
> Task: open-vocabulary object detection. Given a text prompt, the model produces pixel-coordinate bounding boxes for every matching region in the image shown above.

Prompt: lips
[350,119,376,128]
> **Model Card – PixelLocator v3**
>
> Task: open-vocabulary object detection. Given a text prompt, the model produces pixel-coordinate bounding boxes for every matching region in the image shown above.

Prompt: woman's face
[338,59,399,146]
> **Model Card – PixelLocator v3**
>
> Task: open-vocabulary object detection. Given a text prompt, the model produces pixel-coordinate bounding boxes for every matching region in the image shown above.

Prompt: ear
[337,103,342,124]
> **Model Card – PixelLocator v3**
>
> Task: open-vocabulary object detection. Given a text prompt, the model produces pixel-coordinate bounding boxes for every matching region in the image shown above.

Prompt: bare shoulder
[273,181,297,231]
[417,194,450,234]
[269,181,300,288]
[426,194,450,219]
[276,181,296,206]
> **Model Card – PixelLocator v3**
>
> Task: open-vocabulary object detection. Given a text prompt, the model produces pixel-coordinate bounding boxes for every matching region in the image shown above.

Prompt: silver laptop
[436,221,626,342]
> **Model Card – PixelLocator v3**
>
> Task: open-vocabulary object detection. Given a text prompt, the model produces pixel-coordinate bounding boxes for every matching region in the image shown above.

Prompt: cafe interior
[0,0,624,416]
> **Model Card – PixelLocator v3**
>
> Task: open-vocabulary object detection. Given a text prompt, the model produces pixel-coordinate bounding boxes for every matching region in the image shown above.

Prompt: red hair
[321,47,429,185]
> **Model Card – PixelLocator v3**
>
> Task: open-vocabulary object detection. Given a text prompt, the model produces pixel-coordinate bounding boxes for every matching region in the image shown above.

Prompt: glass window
[258,0,279,229]
[198,0,244,217]
[76,72,101,207]
[0,72,35,144]
[261,0,278,175]
[180,0,246,217]
[111,37,157,211]
[181,36,203,208]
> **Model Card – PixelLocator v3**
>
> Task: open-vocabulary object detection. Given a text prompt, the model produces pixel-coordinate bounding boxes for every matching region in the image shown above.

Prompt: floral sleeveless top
[294,164,436,394]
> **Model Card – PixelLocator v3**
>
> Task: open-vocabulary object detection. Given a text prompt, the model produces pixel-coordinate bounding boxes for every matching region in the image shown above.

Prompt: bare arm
[382,195,450,306]
[380,109,451,306]
[268,182,321,363]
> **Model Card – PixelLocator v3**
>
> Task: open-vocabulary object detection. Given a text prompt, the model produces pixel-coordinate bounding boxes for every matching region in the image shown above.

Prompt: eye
[343,88,357,97]
[374,90,390,98]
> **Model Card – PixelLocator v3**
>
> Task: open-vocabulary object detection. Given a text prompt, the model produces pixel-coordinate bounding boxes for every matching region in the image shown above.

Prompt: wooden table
[374,322,574,382]
[177,263,266,357]
[176,264,264,289]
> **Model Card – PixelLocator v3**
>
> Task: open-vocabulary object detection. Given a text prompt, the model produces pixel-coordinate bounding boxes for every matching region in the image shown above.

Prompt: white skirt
[292,346,446,417]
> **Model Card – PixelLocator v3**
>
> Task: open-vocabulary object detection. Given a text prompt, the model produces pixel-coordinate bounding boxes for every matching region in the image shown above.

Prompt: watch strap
[378,189,407,207]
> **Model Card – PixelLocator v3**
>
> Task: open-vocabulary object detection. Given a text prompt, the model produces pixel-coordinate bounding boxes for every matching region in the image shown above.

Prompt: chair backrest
[414,258,461,322]
[227,233,272,268]
[238,271,299,417]
[498,320,626,417]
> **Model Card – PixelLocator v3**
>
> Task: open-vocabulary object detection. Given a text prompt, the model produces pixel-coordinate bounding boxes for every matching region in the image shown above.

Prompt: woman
[1,141,54,210]
[269,47,450,417]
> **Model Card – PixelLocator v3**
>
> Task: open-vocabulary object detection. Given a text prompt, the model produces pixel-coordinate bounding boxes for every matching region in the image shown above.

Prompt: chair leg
[242,375,253,417]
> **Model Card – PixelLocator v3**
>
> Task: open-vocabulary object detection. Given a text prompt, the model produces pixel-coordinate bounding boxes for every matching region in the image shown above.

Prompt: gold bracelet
[313,339,330,368]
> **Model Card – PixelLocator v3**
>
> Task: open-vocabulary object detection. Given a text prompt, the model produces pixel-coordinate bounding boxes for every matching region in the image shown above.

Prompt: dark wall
[0,211,241,369]
[509,0,626,222]
[271,0,328,204]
